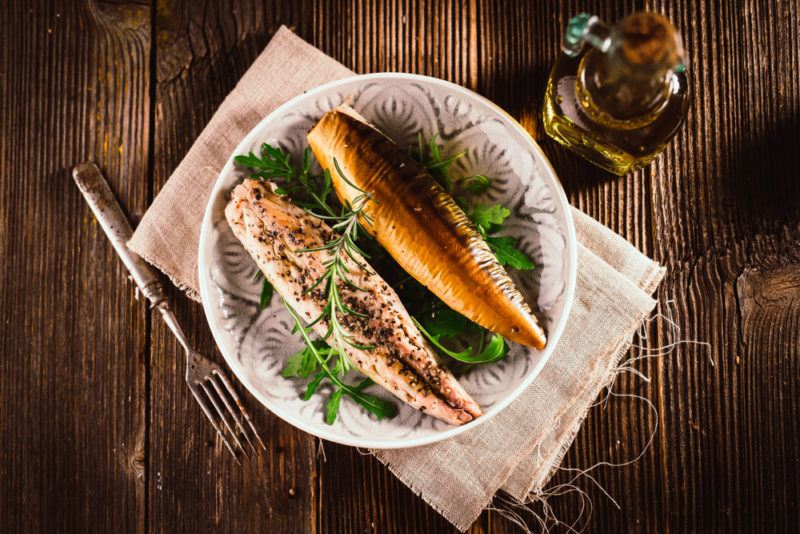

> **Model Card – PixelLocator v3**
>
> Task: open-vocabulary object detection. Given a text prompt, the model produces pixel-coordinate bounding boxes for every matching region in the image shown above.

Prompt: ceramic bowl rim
[197,72,578,449]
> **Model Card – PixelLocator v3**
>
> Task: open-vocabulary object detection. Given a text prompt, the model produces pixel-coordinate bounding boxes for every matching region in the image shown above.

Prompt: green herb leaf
[428,134,442,162]
[233,145,295,180]
[259,279,274,309]
[233,152,266,169]
[321,168,332,204]
[282,349,306,378]
[486,236,535,270]
[470,204,510,230]
[282,345,323,378]
[344,388,398,420]
[284,303,398,423]
[235,143,338,218]
[454,196,470,213]
[425,150,467,171]
[412,317,473,360]
[413,317,511,364]
[420,308,470,339]
[410,133,470,192]
[471,333,509,363]
[325,389,344,424]
[462,175,491,194]
[351,377,374,392]
[301,347,325,377]
[303,371,325,400]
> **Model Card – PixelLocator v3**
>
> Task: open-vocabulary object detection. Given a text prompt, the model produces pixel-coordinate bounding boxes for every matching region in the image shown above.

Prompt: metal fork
[72,162,266,463]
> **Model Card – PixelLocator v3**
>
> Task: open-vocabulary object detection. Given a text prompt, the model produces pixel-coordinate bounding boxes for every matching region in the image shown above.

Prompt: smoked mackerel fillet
[225,180,482,425]
[307,105,547,349]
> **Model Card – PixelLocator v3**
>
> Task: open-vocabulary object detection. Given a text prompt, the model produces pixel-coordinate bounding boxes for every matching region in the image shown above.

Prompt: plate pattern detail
[200,76,573,446]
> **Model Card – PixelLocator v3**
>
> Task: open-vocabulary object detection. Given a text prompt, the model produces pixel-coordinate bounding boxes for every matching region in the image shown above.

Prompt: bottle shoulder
[545,54,689,153]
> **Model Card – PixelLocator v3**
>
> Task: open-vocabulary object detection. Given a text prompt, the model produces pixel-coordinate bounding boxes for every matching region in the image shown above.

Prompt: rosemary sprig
[235,144,336,217]
[296,158,375,374]
[237,145,396,423]
[235,134,532,425]
[284,303,397,424]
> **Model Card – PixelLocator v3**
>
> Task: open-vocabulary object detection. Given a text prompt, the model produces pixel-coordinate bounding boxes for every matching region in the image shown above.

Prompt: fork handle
[72,162,168,308]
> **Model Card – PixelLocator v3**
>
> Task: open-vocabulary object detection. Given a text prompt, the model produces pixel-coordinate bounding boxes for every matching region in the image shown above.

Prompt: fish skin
[307,105,547,349]
[225,180,482,425]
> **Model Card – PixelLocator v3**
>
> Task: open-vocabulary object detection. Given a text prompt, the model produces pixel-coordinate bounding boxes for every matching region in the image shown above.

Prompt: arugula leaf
[259,279,274,309]
[302,347,326,377]
[351,377,374,393]
[320,168,333,205]
[471,332,509,363]
[347,392,397,419]
[470,204,510,230]
[428,134,442,163]
[325,389,344,424]
[344,380,398,420]
[467,203,536,270]
[303,371,325,400]
[414,317,510,364]
[284,303,398,425]
[412,132,469,192]
[486,236,535,270]
[420,307,469,339]
[412,317,472,360]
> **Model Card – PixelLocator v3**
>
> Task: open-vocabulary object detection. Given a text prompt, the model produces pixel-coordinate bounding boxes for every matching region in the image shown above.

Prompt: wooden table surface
[2,1,799,532]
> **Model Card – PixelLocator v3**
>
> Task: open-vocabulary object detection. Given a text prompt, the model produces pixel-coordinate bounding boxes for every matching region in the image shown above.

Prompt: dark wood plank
[0,1,151,532]
[537,0,800,532]
[147,2,317,533]
[309,2,487,532]
[144,1,800,533]
[308,1,800,533]
[5,1,799,533]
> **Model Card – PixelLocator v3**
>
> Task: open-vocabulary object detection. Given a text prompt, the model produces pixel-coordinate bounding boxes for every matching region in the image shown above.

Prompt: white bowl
[198,73,577,449]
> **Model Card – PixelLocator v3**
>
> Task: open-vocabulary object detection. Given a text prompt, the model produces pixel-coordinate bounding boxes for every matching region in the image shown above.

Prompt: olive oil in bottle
[543,12,689,175]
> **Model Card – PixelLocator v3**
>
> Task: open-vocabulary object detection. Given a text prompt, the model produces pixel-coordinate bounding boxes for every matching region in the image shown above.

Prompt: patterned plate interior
[198,74,576,448]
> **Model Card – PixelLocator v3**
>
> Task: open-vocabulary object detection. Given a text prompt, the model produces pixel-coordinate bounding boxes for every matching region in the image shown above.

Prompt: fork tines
[187,359,266,463]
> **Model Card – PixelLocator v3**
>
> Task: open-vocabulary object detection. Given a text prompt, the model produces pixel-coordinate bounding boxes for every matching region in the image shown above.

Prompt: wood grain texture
[147,1,317,533]
[1,0,798,533]
[0,1,151,532]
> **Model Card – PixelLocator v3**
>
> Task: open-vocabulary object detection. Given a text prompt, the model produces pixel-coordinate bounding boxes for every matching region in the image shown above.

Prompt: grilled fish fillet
[307,105,547,349]
[225,180,482,425]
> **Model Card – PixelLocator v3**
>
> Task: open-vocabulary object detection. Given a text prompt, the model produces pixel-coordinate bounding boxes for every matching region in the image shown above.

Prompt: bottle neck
[563,12,684,125]
[578,46,673,122]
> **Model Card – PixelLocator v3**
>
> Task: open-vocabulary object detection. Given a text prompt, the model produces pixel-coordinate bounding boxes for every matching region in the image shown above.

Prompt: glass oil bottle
[543,12,690,175]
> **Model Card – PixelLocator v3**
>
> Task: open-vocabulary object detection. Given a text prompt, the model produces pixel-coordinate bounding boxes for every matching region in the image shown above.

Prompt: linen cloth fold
[129,26,664,531]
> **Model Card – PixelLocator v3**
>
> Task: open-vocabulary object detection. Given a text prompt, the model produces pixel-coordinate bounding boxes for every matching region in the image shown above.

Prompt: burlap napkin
[129,26,664,531]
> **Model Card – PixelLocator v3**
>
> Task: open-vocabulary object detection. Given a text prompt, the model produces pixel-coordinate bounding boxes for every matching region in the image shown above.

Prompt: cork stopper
[618,12,683,68]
